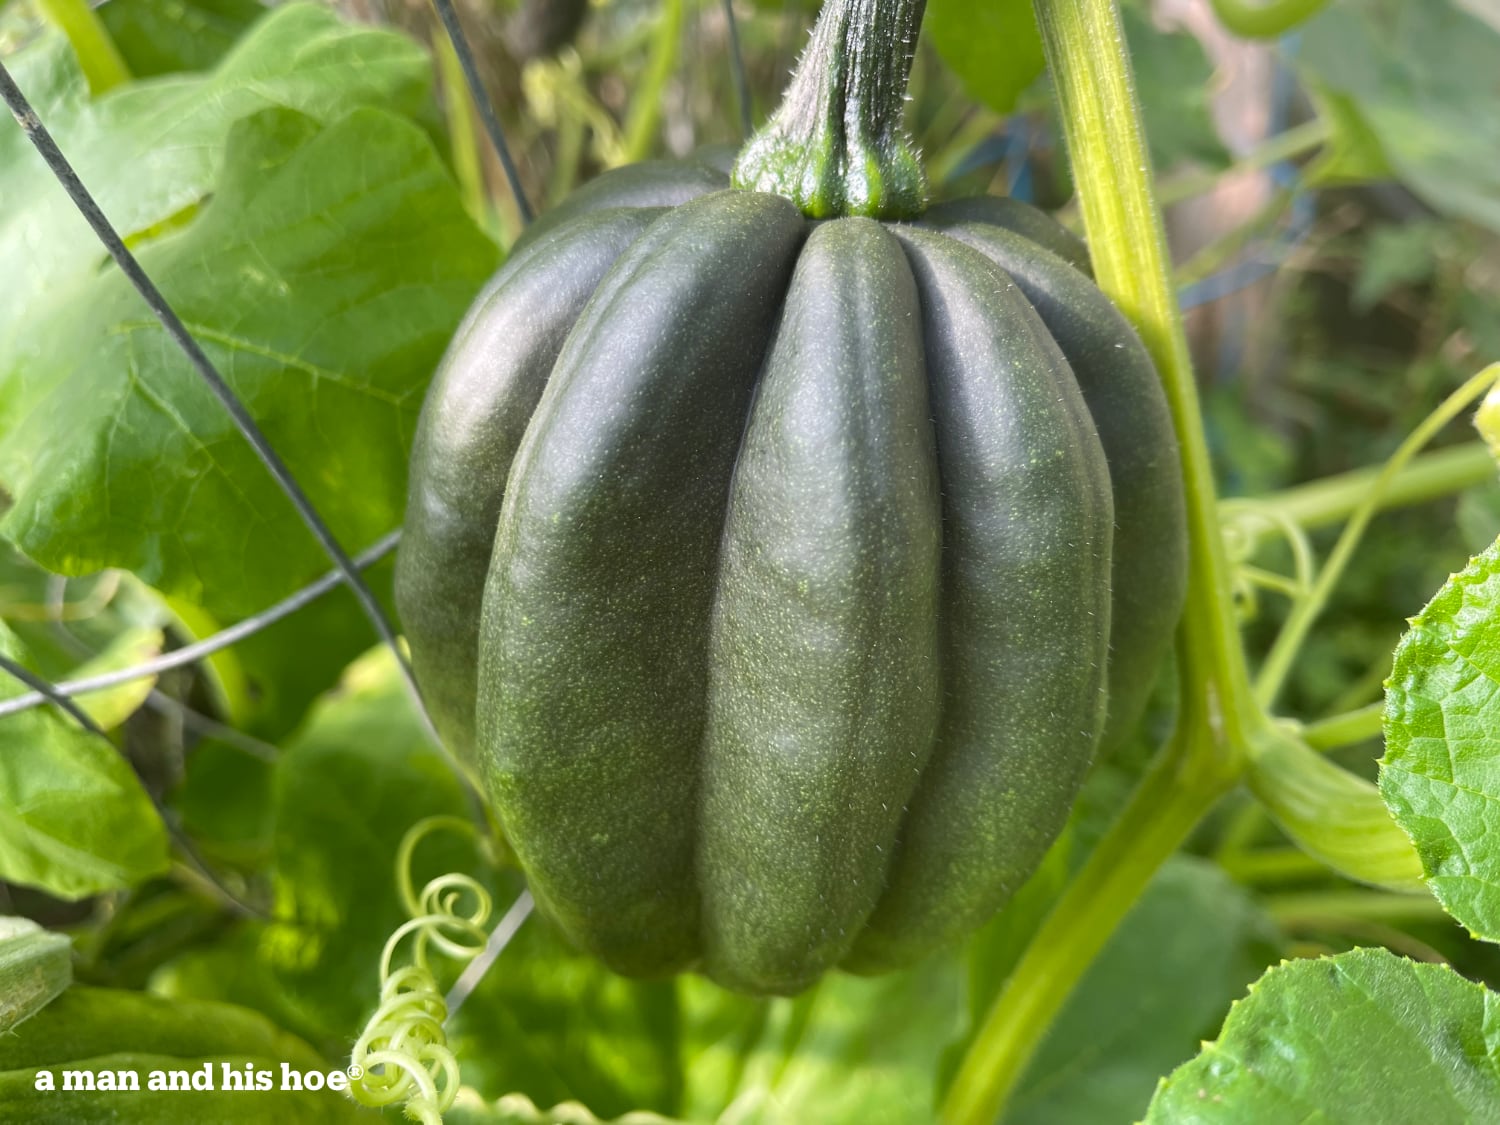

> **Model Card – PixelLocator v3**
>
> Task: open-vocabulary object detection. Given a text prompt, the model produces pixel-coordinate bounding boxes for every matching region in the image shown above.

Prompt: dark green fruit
[394,163,1185,994]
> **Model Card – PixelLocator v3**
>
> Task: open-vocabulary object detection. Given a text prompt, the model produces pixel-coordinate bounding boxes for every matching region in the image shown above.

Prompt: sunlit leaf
[0,5,496,737]
[261,647,476,1043]
[1144,948,1500,1123]
[926,0,1045,116]
[0,622,168,899]
[66,626,162,730]
[1384,535,1500,939]
[0,986,378,1122]
[0,917,71,1033]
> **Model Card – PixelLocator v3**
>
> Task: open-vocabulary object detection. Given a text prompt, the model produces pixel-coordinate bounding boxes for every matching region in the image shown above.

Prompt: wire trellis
[0,0,1295,1017]
[0,0,554,727]
[0,1,548,956]
[0,63,418,699]
[0,531,400,720]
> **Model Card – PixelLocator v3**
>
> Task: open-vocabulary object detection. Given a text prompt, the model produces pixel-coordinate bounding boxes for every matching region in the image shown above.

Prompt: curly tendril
[348,816,494,1125]
[1219,499,1315,624]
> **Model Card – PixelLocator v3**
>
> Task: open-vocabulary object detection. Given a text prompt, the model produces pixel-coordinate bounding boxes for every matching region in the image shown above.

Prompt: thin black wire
[721,0,752,139]
[0,650,106,734]
[431,0,535,226]
[0,531,400,720]
[0,62,418,702]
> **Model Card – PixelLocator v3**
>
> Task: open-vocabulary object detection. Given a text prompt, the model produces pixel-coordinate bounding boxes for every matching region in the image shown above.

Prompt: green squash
[395,0,1185,996]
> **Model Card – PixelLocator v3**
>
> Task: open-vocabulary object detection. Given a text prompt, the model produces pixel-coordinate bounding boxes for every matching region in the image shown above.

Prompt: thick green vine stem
[731,0,927,218]
[942,0,1257,1119]
[942,728,1235,1124]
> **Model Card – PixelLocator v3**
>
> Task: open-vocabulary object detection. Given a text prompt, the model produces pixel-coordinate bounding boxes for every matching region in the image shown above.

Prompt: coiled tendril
[348,815,493,1125]
[1219,499,1315,625]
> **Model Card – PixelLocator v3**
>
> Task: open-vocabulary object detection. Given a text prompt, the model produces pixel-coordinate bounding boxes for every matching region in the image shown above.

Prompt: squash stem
[732,0,927,217]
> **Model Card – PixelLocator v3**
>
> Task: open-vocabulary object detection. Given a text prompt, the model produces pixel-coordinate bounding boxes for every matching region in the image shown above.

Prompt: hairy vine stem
[942,2,1487,1111]
[943,0,1256,1118]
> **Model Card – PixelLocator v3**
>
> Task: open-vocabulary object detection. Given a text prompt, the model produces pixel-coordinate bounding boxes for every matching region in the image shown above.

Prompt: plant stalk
[940,731,1233,1123]
[1252,441,1496,532]
[1031,0,1255,743]
[943,1,1258,1118]
[35,0,131,94]
[1301,702,1384,750]
[732,0,928,217]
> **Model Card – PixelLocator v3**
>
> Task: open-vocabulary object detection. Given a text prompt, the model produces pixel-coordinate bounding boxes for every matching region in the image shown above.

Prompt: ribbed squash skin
[395,156,1186,995]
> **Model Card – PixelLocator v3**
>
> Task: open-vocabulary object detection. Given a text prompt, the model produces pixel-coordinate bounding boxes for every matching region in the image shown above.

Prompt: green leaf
[1251,723,1424,892]
[1384,535,1500,939]
[924,0,1226,170]
[65,625,163,730]
[0,105,492,616]
[147,927,292,1027]
[0,6,496,735]
[1004,859,1278,1125]
[445,1088,684,1125]
[1302,87,1394,187]
[259,646,476,1044]
[0,917,71,1034]
[1143,948,1500,1123]
[173,738,274,866]
[98,0,265,77]
[1295,0,1500,231]
[0,986,322,1069]
[223,558,401,739]
[1457,480,1500,557]
[0,4,431,346]
[0,621,168,898]
[925,0,1045,116]
[0,986,378,1123]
